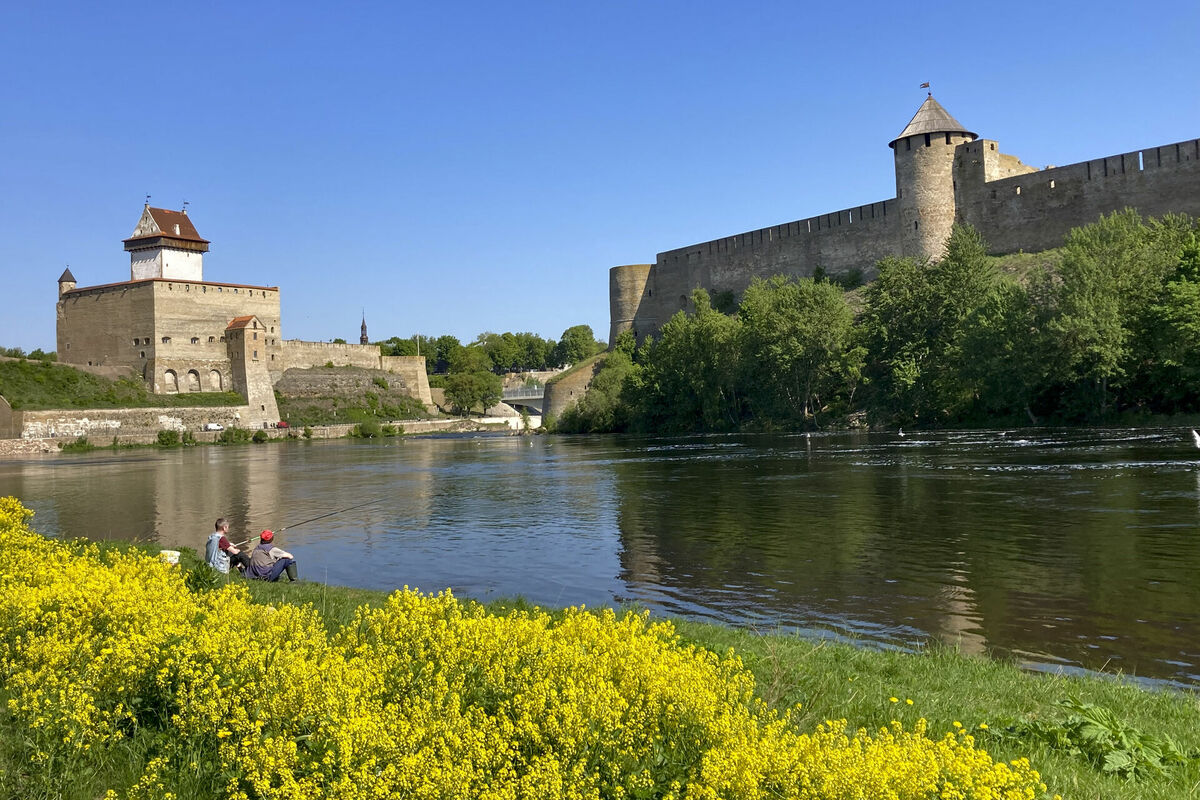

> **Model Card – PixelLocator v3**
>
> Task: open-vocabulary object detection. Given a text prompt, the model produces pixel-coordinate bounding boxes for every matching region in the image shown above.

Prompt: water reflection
[1,430,1199,687]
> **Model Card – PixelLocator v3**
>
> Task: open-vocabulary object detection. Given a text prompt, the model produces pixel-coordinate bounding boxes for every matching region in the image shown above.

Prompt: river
[2,428,1198,688]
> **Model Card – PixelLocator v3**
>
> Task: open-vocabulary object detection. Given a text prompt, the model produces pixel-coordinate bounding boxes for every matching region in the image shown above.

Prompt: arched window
[186,370,201,392]
[163,369,178,393]
[208,370,223,391]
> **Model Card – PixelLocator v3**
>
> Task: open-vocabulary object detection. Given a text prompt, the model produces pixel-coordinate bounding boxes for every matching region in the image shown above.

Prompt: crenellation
[43,206,434,435]
[615,97,1200,342]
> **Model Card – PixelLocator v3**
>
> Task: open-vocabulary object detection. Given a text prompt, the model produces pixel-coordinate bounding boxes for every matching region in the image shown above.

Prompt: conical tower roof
[889,95,976,148]
[58,267,76,283]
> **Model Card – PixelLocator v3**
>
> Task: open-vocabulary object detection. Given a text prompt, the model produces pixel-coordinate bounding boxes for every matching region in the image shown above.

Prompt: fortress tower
[123,204,210,281]
[890,95,977,261]
[608,94,1200,350]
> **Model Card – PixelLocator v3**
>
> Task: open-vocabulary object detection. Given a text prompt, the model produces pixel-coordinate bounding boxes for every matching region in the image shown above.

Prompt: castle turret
[890,96,976,261]
[608,264,654,345]
[57,267,76,298]
[123,204,210,281]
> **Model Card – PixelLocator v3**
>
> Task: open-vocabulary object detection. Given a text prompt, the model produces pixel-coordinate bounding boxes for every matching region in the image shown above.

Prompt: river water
[2,429,1199,688]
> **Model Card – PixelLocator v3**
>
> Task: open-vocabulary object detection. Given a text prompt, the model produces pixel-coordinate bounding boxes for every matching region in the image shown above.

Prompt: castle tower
[57,267,76,298]
[608,264,654,345]
[890,96,976,261]
[360,314,369,345]
[123,204,210,281]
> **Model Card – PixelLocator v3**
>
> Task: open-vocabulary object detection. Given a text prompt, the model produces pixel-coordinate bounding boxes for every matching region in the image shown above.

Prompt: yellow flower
[889,696,899,703]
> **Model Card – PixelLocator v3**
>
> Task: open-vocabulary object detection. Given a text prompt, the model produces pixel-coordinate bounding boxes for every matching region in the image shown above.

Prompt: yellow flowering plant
[0,498,1048,799]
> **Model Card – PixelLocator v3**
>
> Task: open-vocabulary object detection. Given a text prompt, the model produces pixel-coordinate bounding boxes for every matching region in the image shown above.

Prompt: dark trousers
[227,551,252,573]
[265,558,298,582]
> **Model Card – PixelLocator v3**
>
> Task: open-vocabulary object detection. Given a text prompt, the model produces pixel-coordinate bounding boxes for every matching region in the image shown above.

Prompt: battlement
[615,97,1200,343]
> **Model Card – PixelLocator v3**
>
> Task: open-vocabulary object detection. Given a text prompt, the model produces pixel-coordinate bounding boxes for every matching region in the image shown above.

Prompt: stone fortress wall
[612,97,1200,343]
[42,205,433,435]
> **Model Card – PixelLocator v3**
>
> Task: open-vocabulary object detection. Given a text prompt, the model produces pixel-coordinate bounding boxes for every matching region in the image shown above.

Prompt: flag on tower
[920,82,930,88]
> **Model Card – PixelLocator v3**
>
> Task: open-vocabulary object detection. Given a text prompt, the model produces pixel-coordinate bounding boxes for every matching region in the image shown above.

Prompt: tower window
[162,336,171,344]
[914,221,919,231]
[946,133,951,144]
[1049,179,1056,189]
[924,133,931,147]
[1015,186,1022,195]
[905,139,911,152]
[190,337,199,344]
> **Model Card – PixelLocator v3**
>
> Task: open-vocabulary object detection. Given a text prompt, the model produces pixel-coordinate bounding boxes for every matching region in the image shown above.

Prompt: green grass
[0,359,243,410]
[35,542,1200,800]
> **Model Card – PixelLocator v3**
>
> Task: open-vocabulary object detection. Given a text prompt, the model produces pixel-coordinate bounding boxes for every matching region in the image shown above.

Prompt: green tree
[379,336,418,357]
[444,371,503,414]
[449,344,493,374]
[1045,210,1192,418]
[431,335,463,374]
[634,289,744,431]
[860,224,999,424]
[738,276,860,423]
[553,325,602,367]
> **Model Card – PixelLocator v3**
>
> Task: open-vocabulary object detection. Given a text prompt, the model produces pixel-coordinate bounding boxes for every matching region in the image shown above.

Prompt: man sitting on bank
[246,530,298,582]
[206,518,251,574]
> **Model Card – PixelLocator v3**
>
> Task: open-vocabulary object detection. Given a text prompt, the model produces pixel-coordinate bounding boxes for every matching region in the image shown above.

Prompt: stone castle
[55,205,431,426]
[609,95,1200,342]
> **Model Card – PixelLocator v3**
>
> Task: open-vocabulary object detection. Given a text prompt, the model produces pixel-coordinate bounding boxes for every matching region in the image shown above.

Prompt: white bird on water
[1192,429,1200,448]
[898,428,905,438]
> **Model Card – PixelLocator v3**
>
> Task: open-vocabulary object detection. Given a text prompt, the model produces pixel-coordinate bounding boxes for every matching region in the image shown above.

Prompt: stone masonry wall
[380,356,433,406]
[0,396,15,439]
[640,199,899,333]
[15,405,254,440]
[960,137,1200,255]
[626,134,1200,341]
[544,354,606,425]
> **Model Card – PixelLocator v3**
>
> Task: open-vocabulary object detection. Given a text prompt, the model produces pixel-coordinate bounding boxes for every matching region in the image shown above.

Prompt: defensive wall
[57,278,282,394]
[9,404,255,440]
[956,137,1200,254]
[273,342,433,405]
[543,354,607,424]
[611,96,1200,343]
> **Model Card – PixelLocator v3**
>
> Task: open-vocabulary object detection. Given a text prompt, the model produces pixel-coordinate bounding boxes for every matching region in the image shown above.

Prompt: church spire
[360,312,369,345]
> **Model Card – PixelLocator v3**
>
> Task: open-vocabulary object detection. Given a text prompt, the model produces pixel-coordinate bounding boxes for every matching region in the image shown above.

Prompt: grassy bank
[187,549,1200,800]
[4,532,1198,799]
[0,358,243,410]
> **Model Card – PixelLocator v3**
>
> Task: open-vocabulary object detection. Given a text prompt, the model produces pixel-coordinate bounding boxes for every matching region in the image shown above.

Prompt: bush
[382,423,398,436]
[303,426,313,439]
[216,427,252,445]
[156,430,181,447]
[351,419,382,438]
[251,430,269,443]
[372,376,389,390]
[58,436,94,452]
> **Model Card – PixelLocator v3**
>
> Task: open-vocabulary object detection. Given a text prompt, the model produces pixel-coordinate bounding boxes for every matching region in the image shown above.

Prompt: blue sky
[2,1,1198,352]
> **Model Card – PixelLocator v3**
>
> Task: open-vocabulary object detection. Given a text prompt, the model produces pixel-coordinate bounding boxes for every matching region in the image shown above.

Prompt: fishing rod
[232,498,383,547]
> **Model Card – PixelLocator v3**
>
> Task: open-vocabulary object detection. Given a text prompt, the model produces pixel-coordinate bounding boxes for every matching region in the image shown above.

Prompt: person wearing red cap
[246,529,298,582]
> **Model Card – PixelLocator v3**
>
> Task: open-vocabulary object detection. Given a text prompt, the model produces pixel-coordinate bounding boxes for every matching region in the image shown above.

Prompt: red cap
[260,530,274,543]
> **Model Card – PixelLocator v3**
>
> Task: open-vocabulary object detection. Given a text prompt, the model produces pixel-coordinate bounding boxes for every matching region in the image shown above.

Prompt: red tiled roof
[226,315,258,330]
[123,207,210,245]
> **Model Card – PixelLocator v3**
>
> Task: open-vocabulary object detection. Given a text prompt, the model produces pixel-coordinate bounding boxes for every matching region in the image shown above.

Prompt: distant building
[56,205,431,425]
[610,95,1200,342]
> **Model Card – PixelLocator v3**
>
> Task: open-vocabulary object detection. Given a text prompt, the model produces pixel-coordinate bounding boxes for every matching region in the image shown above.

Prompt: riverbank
[0,416,519,456]
[83,540,1200,800]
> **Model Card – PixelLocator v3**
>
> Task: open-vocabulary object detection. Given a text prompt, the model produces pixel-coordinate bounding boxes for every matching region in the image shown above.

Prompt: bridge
[501,385,545,413]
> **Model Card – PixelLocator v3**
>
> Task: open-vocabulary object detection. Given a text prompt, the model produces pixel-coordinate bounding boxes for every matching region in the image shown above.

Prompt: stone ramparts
[11,406,253,440]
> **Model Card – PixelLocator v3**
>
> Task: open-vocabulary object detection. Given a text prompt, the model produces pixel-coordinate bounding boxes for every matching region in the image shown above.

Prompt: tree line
[554,210,1200,433]
[378,325,605,415]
